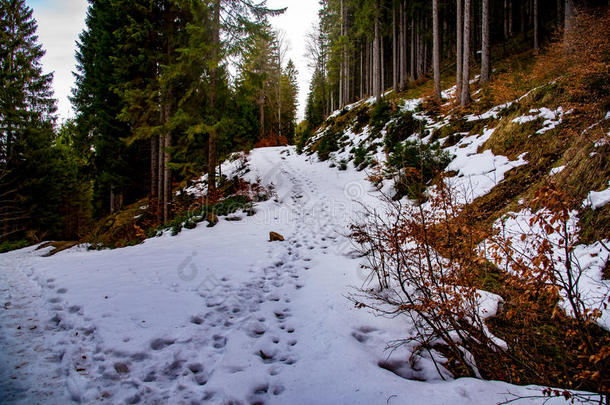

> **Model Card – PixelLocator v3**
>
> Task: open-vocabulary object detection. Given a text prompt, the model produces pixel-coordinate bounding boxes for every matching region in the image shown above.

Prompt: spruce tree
[0,0,55,167]
[0,0,57,240]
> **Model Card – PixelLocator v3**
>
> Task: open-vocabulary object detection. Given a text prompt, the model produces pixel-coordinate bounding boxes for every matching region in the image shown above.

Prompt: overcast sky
[25,0,319,122]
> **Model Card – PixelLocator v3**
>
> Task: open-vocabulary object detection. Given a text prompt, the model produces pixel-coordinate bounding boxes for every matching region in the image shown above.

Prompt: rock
[207,213,218,227]
[114,362,129,374]
[269,232,284,242]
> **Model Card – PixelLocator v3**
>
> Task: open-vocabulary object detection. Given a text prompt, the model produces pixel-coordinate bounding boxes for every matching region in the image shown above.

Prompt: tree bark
[461,0,472,107]
[410,15,415,82]
[157,134,163,222]
[533,0,539,52]
[480,0,490,84]
[393,2,398,93]
[163,129,171,223]
[151,135,158,215]
[508,0,513,36]
[373,1,380,100]
[208,0,220,193]
[399,1,407,89]
[504,0,509,39]
[339,0,344,107]
[456,0,463,99]
[259,92,265,139]
[381,35,385,93]
[564,0,574,39]
[433,0,441,101]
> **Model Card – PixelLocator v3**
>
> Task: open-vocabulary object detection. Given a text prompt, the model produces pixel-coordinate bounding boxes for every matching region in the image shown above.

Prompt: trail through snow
[1,147,571,404]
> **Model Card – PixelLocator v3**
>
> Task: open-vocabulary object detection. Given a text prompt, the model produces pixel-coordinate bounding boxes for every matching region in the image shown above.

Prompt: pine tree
[0,0,56,240]
[0,0,55,167]
[1,0,91,241]
[72,0,141,215]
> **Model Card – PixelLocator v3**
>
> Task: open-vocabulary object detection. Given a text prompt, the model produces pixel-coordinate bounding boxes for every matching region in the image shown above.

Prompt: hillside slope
[0,146,580,405]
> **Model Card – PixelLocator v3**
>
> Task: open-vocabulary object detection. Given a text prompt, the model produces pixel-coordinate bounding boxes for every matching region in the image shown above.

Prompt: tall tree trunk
[504,0,509,39]
[564,0,574,41]
[480,0,490,84]
[410,15,415,82]
[110,187,115,214]
[533,0,539,52]
[557,0,562,26]
[339,0,344,107]
[457,0,463,99]
[508,0,513,36]
[163,130,171,223]
[374,0,381,101]
[399,1,407,90]
[433,0,441,101]
[208,0,220,193]
[461,0,472,107]
[393,2,398,93]
[381,36,385,93]
[277,60,282,140]
[157,135,163,223]
[360,42,364,100]
[151,135,158,216]
[346,50,350,104]
[259,92,265,139]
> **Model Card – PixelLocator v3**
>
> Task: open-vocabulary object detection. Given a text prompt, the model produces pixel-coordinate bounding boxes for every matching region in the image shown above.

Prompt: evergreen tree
[0,0,56,240]
[72,0,143,215]
[1,0,91,241]
[0,0,55,167]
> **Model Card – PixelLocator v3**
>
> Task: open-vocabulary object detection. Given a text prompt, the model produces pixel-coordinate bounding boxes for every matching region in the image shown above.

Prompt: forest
[0,0,609,403]
[303,0,599,132]
[1,0,298,245]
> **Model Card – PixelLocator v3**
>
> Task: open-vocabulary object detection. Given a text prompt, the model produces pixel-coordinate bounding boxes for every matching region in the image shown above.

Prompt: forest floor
[0,146,589,404]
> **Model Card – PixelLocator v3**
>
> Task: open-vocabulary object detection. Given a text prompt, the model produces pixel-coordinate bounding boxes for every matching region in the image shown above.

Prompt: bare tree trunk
[457,0,463,99]
[277,60,282,140]
[393,2,398,93]
[374,0,381,101]
[564,0,574,39]
[157,135,163,223]
[360,43,364,100]
[399,1,407,90]
[346,50,350,103]
[208,0,220,193]
[259,93,265,139]
[557,0,562,26]
[339,0,344,108]
[533,0,539,52]
[433,0,441,101]
[417,16,423,80]
[504,0,509,39]
[508,0,513,36]
[146,149,157,216]
[163,130,171,223]
[480,0,490,84]
[381,36,385,93]
[110,187,115,214]
[410,15,415,82]
[461,0,472,107]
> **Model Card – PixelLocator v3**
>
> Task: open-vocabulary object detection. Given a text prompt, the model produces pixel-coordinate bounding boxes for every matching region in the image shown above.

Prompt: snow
[583,183,610,210]
[484,208,610,330]
[550,165,566,175]
[0,146,582,404]
[443,128,528,204]
[464,102,513,122]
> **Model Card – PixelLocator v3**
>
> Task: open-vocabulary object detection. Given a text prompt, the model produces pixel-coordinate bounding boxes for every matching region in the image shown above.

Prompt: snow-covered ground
[0,147,580,404]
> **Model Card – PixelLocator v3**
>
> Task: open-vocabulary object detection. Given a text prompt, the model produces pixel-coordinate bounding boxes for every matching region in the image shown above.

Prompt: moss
[385,111,422,148]
[0,239,31,253]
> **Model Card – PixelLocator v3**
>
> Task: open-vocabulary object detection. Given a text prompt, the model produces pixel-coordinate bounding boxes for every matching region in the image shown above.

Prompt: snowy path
[0,147,568,404]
